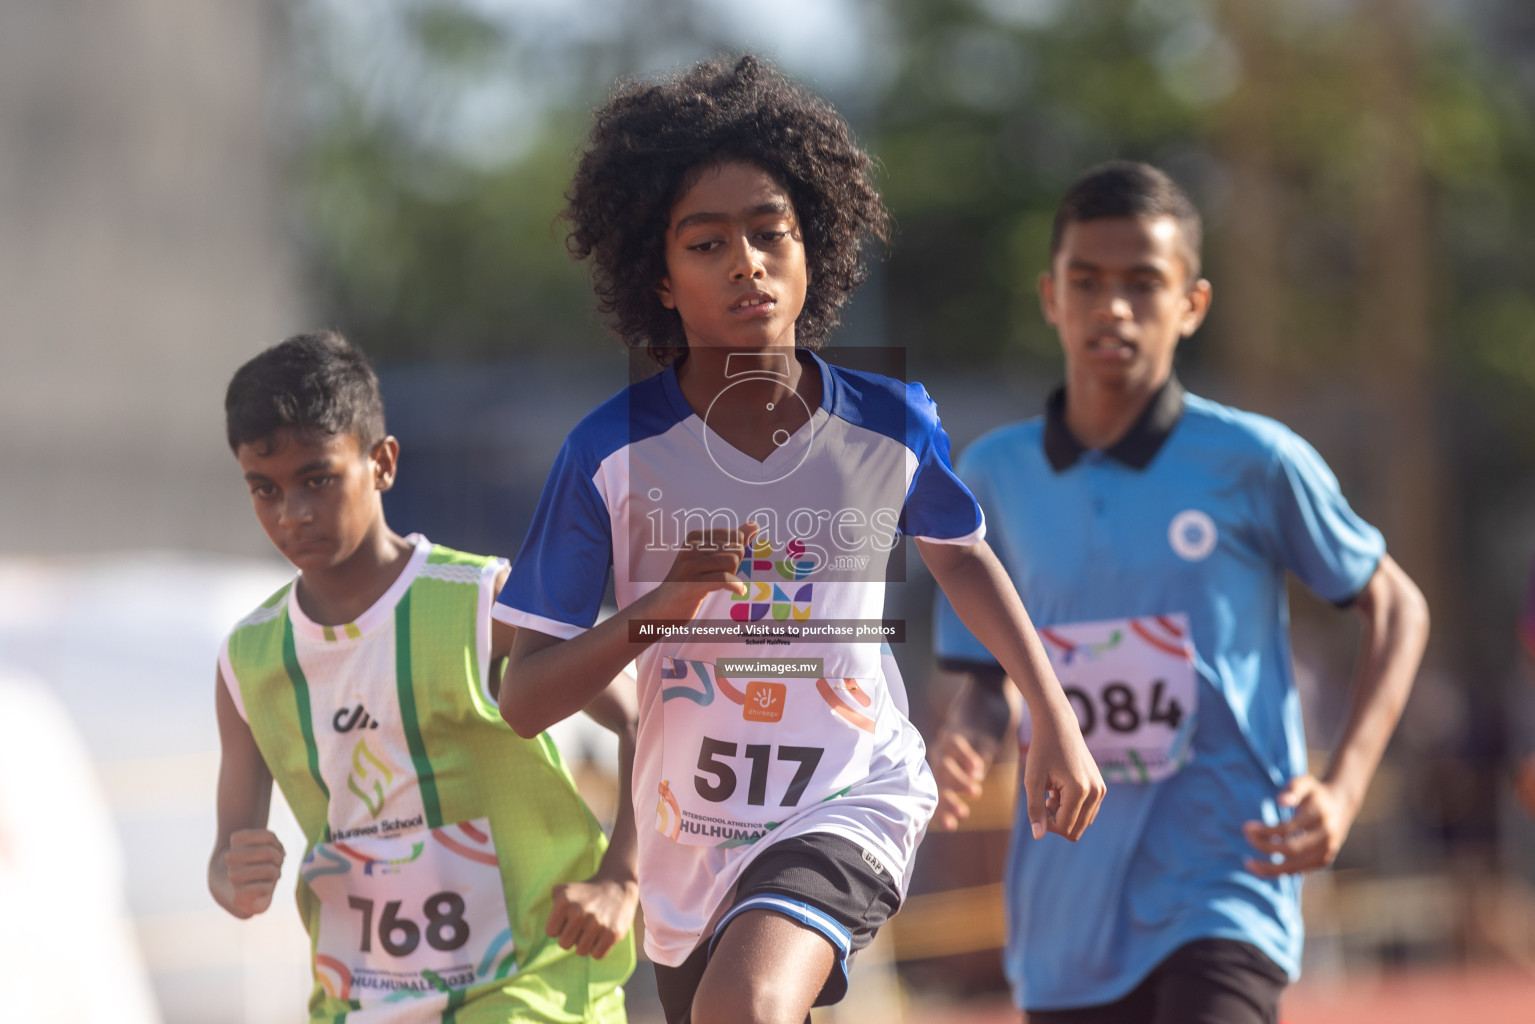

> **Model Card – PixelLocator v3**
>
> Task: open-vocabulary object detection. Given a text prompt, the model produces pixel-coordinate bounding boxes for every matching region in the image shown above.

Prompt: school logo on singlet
[1168,509,1218,562]
[347,738,395,819]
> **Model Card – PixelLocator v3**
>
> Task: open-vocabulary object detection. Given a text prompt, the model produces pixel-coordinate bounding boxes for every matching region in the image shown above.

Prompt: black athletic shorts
[1026,939,1289,1024]
[652,832,902,1024]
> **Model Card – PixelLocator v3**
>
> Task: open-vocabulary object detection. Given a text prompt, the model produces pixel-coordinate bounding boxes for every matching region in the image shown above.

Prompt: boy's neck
[292,524,416,627]
[1061,368,1167,452]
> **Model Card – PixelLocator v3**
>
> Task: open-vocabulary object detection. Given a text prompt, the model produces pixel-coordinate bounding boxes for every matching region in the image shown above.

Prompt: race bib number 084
[1024,615,1199,784]
[301,819,515,1007]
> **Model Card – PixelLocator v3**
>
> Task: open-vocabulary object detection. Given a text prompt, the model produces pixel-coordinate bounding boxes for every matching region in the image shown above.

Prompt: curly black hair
[564,54,889,366]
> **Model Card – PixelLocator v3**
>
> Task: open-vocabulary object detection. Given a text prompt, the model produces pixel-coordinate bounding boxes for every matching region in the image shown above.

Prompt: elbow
[1391,562,1431,647]
[1372,557,1430,659]
[497,687,548,739]
[501,713,545,740]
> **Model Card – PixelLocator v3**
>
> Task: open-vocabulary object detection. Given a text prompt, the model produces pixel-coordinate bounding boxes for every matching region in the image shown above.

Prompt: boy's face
[236,429,397,574]
[657,160,808,351]
[1040,215,1211,393]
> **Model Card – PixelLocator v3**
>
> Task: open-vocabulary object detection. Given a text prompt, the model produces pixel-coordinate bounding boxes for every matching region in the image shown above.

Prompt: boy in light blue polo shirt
[932,162,1430,1023]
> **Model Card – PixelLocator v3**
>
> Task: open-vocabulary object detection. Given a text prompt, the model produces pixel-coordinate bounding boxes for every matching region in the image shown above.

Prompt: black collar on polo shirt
[1042,375,1186,473]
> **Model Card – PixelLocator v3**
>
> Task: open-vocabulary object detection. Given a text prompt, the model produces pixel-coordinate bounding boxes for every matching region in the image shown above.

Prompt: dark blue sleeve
[1263,427,1385,605]
[903,383,986,542]
[494,437,613,638]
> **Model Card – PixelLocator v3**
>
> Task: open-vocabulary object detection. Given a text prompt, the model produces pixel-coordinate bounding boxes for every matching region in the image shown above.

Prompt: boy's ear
[371,437,400,492]
[1180,279,1213,338]
[656,275,676,310]
[1038,271,1060,327]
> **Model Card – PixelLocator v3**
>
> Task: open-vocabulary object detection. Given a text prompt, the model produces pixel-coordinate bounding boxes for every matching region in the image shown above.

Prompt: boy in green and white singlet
[210,331,638,1023]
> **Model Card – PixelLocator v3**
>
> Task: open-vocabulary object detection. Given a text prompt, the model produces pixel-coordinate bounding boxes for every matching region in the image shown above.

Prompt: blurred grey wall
[0,0,301,556]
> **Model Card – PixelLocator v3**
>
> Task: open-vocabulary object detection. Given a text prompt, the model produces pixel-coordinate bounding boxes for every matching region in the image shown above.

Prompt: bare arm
[916,538,1105,840]
[499,527,753,737]
[209,669,285,918]
[1245,554,1429,874]
[492,576,641,959]
[578,674,640,894]
[545,672,641,958]
[930,667,1014,831]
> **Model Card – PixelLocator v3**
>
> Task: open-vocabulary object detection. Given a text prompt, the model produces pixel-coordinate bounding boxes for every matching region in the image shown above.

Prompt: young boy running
[210,332,638,1023]
[932,162,1431,1023]
[494,56,1104,1024]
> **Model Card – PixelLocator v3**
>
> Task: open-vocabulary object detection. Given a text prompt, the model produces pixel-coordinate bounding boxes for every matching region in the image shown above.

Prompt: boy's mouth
[1086,333,1137,359]
[731,291,776,314]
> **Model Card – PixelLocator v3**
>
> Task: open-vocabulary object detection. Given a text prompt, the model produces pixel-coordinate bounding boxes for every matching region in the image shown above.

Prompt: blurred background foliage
[292,0,1535,663]
[293,0,1535,396]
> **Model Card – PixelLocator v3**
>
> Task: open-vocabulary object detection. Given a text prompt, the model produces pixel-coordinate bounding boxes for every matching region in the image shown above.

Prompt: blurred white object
[0,553,311,1024]
[0,672,162,1024]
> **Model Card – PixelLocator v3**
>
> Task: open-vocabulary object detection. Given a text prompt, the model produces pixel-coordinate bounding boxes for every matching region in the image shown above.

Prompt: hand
[1022,697,1105,841]
[643,525,757,622]
[932,729,998,831]
[224,828,284,917]
[1242,775,1357,877]
[545,875,639,959]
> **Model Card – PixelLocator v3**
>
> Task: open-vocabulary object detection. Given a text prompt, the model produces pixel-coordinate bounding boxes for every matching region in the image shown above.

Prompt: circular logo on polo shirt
[1168,509,1217,561]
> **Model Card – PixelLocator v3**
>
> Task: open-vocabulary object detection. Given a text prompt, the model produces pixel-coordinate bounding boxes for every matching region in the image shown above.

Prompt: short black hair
[224,331,386,453]
[564,53,889,366]
[1051,161,1203,281]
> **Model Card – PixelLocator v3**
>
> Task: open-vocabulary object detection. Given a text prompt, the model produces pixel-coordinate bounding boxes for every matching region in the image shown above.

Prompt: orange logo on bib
[743,681,786,722]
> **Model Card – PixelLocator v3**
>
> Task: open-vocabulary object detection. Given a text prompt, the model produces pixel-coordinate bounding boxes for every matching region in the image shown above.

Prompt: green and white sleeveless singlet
[221,535,631,1023]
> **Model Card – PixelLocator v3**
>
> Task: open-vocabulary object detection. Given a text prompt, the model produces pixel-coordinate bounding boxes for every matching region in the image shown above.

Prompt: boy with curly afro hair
[495,55,1103,1024]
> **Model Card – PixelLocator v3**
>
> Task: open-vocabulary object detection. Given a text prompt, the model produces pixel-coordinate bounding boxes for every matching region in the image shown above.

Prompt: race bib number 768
[301,819,515,1007]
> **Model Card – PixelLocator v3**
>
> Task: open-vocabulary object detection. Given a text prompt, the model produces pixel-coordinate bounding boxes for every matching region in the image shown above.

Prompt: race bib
[654,658,881,847]
[1023,615,1198,784]
[301,819,516,1007]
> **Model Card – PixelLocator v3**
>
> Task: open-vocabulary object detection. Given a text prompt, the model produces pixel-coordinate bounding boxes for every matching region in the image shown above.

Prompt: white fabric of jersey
[496,352,982,964]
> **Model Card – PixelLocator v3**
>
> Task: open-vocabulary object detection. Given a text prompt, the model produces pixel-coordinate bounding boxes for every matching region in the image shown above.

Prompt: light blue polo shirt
[933,377,1384,1011]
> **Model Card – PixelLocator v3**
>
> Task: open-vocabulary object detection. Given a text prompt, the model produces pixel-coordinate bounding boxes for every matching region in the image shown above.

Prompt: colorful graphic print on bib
[654,658,881,847]
[301,819,515,1006]
[1023,615,1198,784]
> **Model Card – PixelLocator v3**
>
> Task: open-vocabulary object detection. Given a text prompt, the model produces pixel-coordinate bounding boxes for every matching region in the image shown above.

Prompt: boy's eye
[306,475,335,489]
[251,484,277,499]
[687,239,723,253]
[1069,276,1097,290]
[757,230,788,243]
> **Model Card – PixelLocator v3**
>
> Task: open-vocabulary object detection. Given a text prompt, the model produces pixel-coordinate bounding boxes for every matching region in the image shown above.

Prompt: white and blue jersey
[934,378,1385,1011]
[496,350,980,965]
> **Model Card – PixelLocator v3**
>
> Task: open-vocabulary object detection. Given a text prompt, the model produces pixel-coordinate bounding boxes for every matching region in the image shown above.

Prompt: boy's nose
[279,498,315,527]
[729,238,766,280]
[1096,295,1133,322]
